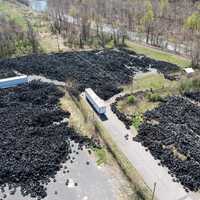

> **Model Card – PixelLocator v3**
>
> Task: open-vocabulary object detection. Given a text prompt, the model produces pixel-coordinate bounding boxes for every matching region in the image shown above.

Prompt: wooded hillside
[48,0,200,67]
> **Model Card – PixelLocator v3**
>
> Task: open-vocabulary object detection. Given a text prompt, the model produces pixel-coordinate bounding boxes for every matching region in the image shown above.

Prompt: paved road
[14,71,66,86]
[83,93,199,200]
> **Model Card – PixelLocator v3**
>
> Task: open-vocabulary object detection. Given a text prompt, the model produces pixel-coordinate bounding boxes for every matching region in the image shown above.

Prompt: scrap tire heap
[135,96,200,192]
[0,81,94,199]
[111,94,133,129]
[0,69,16,79]
[184,91,200,102]
[0,49,179,100]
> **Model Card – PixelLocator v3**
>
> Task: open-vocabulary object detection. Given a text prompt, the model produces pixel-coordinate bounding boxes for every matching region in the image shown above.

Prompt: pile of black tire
[135,96,200,192]
[0,49,179,100]
[0,69,16,79]
[0,81,94,199]
[184,91,200,102]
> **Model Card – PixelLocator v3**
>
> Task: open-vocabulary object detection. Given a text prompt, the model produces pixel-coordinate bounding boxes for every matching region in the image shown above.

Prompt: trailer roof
[184,68,194,74]
[85,88,106,108]
[0,75,28,83]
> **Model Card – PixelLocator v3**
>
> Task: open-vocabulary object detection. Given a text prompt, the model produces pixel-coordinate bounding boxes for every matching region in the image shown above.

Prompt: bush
[132,112,143,130]
[147,93,164,102]
[179,77,200,93]
[127,95,136,104]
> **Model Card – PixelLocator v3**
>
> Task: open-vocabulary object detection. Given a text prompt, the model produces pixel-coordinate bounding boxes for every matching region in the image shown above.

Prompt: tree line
[0,13,39,58]
[47,0,200,67]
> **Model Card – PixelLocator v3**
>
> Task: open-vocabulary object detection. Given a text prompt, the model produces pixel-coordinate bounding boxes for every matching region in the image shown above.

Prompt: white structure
[85,88,106,114]
[0,75,28,89]
[184,68,194,74]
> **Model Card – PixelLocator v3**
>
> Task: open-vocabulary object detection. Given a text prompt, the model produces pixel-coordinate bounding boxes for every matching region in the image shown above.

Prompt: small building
[0,75,28,89]
[85,88,106,114]
[184,68,194,75]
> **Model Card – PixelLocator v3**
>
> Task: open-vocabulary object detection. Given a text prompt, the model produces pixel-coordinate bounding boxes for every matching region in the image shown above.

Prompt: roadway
[83,93,199,200]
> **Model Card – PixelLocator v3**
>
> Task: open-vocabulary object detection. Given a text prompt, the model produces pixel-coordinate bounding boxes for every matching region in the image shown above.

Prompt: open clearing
[111,71,181,129]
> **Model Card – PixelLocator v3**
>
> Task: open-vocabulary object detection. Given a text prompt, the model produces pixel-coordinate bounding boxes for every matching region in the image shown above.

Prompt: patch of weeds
[147,93,164,102]
[94,147,107,166]
[127,95,136,104]
[132,112,143,130]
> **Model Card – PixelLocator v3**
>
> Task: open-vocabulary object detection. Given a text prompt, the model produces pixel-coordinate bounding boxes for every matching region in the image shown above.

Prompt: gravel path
[82,93,200,200]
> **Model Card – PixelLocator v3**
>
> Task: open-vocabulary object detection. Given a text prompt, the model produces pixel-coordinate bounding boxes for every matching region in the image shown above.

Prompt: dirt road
[83,93,199,200]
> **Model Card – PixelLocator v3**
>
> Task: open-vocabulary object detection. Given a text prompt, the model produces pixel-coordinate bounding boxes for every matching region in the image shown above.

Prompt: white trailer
[85,88,106,114]
[0,75,28,89]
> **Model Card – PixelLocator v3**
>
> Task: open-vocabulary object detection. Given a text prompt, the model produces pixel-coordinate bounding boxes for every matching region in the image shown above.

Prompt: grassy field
[119,71,183,130]
[124,71,180,95]
[126,41,191,68]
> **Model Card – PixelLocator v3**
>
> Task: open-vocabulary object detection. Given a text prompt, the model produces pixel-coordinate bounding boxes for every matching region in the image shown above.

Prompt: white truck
[0,75,28,89]
[85,88,106,114]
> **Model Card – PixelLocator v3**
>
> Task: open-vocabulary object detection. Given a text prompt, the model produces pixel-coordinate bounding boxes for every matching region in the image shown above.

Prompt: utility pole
[151,182,157,200]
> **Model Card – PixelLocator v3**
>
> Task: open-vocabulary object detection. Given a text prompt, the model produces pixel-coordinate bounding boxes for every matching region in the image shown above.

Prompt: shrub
[132,112,143,130]
[147,93,164,102]
[127,95,136,104]
[179,77,200,93]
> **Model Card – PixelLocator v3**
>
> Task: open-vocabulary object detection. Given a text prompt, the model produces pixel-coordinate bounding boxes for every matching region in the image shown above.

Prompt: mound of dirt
[0,49,179,100]
[0,81,94,199]
[135,96,200,192]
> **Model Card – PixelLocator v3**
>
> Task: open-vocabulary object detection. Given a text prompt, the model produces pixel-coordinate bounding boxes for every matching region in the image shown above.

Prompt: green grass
[119,72,181,123]
[125,72,179,94]
[126,40,191,68]
[132,113,143,130]
[93,148,107,165]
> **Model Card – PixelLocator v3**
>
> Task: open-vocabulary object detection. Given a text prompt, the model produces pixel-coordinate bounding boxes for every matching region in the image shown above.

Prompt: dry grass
[59,89,94,137]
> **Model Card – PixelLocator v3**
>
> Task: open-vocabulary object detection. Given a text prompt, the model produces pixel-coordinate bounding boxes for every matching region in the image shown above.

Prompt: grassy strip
[77,95,152,200]
[126,40,190,68]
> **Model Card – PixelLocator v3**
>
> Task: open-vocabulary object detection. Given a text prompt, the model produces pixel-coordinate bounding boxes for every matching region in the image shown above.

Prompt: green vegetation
[147,93,164,102]
[132,73,170,91]
[179,75,200,93]
[93,147,107,165]
[124,72,179,96]
[132,113,143,130]
[184,12,200,67]
[126,40,190,68]
[0,1,27,29]
[127,95,136,104]
[118,72,185,130]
